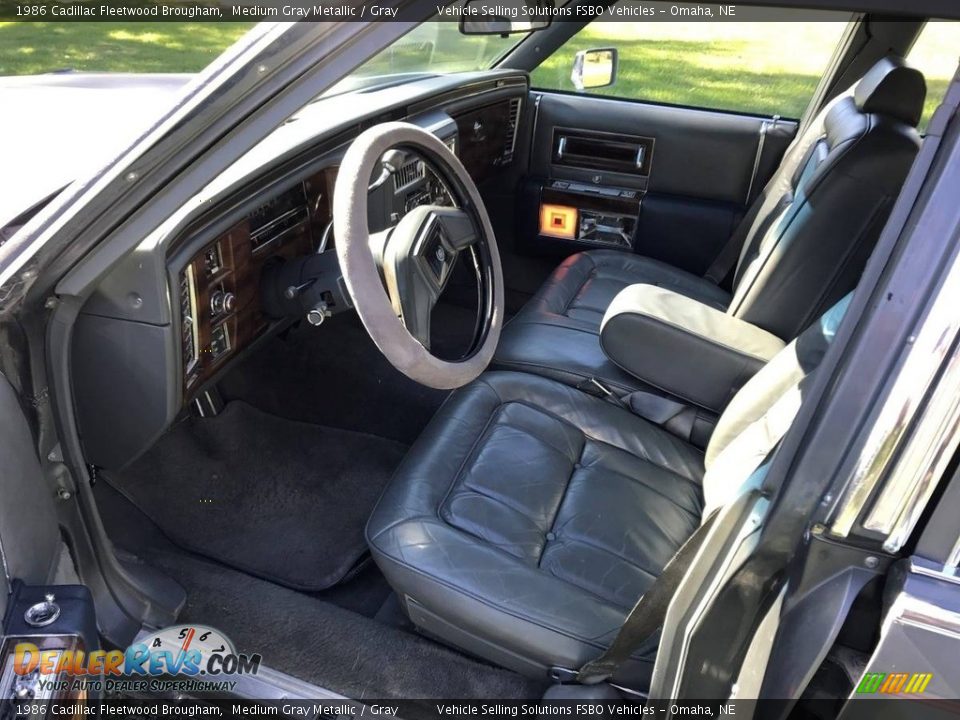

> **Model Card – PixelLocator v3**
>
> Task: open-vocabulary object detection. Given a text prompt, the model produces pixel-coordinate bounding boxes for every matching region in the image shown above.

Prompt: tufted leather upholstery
[367,296,850,683]
[367,372,703,683]
[494,56,923,400]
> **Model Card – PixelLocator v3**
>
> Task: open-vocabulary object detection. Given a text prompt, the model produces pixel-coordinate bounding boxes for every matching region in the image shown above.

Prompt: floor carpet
[107,401,407,590]
[140,548,545,701]
[94,484,545,701]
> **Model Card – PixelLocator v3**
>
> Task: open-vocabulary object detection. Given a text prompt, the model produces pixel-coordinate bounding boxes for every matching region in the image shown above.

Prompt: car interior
[10,8,960,705]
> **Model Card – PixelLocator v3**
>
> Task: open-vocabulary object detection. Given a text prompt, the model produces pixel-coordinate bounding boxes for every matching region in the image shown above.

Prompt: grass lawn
[531,21,958,127]
[354,20,957,127]
[531,22,848,118]
[0,21,254,75]
[2,20,956,128]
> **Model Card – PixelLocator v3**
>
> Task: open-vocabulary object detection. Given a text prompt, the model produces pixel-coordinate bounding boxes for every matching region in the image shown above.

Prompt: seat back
[700,294,851,517]
[724,56,924,340]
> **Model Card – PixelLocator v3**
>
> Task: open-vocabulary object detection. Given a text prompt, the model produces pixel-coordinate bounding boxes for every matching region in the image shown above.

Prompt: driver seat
[367,294,850,685]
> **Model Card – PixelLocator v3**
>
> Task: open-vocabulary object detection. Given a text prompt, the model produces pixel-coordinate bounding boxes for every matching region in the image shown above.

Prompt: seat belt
[704,117,810,287]
[576,379,698,442]
[575,427,794,685]
[576,510,720,685]
[703,224,749,287]
[702,186,793,288]
[623,391,698,443]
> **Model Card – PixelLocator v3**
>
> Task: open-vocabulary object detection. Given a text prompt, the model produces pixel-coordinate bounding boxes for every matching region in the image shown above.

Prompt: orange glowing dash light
[540,204,578,240]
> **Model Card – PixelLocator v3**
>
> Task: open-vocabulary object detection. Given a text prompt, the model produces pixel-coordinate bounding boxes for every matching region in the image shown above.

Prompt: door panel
[0,374,102,703]
[520,91,797,275]
[0,373,61,604]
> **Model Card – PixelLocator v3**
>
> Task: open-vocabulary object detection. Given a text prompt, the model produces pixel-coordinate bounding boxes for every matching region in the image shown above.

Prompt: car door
[517,5,852,277]
[0,372,101,703]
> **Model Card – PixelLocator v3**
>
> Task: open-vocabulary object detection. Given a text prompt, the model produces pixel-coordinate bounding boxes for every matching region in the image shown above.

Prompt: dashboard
[71,72,527,470]
[176,168,333,395]
[174,133,463,396]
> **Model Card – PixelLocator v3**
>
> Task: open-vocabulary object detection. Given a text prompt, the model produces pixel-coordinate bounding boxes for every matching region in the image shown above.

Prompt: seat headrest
[854,55,927,127]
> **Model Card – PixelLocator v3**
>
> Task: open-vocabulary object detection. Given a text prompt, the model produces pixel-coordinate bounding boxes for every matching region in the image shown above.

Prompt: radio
[538,180,642,249]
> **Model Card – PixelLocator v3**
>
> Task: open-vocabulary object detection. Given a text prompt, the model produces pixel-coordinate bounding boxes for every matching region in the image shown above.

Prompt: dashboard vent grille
[179,266,200,383]
[502,97,521,162]
[394,159,425,191]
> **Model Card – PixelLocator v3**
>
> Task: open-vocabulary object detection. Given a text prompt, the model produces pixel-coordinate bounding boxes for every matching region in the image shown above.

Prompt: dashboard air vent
[502,97,521,163]
[179,266,200,383]
[394,159,425,191]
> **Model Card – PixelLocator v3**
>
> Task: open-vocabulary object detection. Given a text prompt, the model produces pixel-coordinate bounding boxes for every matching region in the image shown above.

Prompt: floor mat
[142,548,545,701]
[107,401,407,591]
[95,484,544,701]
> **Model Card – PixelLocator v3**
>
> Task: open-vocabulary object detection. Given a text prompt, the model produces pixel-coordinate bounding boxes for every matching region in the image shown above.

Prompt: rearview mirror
[459,0,554,35]
[571,48,618,90]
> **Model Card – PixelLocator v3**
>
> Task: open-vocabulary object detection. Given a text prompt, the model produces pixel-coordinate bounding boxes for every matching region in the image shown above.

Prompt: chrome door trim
[829,247,960,549]
[949,534,960,571]
[865,339,960,551]
[910,558,960,587]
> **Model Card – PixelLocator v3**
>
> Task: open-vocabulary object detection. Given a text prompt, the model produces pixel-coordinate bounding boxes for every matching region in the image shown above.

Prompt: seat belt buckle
[577,378,629,409]
[548,666,581,684]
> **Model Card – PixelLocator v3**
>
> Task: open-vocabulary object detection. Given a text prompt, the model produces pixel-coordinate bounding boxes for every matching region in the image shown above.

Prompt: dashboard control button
[210,290,236,316]
[209,324,231,359]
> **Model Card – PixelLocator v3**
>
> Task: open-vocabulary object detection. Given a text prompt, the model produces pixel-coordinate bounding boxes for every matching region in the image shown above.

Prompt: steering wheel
[333,122,504,390]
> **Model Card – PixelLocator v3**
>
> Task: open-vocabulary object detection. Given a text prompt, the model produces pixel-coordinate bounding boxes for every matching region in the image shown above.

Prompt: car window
[530,3,851,118]
[905,20,960,131]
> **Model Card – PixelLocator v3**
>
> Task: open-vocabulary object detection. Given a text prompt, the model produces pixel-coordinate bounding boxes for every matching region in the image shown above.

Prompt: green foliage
[2,20,954,130]
[531,23,844,119]
[0,21,253,75]
[531,22,957,129]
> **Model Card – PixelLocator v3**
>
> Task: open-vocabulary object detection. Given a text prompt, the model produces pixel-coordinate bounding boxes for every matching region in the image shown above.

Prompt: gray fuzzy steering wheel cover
[333,122,504,390]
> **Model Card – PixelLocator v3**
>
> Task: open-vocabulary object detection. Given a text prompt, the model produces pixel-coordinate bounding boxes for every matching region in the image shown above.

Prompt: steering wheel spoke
[396,278,434,350]
[381,205,475,350]
[434,207,479,251]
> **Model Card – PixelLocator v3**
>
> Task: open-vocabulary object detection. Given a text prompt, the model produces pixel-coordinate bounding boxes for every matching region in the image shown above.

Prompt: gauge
[139,624,235,661]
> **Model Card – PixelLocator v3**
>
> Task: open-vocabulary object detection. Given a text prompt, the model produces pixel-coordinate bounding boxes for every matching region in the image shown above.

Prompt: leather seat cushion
[493,250,732,394]
[367,371,704,676]
[513,249,732,332]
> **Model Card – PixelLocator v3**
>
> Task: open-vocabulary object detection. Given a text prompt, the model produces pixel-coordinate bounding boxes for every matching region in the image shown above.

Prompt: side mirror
[571,48,618,90]
[459,0,553,35]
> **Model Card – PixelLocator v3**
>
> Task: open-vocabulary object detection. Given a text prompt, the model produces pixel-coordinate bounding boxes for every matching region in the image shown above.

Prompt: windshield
[323,20,526,97]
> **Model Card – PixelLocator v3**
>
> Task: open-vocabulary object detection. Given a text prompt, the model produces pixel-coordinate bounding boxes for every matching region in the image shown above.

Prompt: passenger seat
[494,55,925,399]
